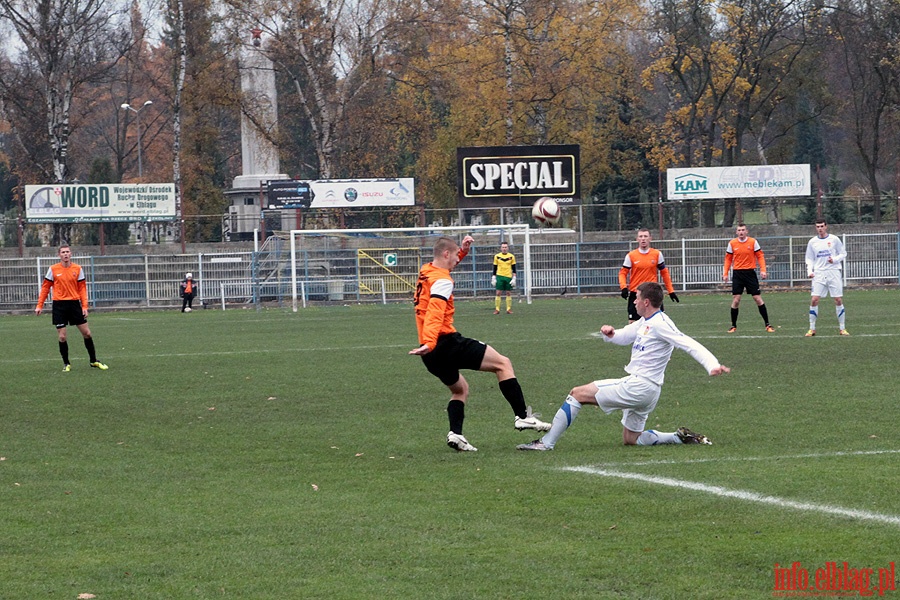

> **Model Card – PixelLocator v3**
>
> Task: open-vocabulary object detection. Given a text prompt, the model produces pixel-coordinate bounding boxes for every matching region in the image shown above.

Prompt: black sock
[59,341,69,365]
[730,307,739,327]
[499,378,528,419]
[758,303,770,325]
[447,400,465,435]
[84,337,97,363]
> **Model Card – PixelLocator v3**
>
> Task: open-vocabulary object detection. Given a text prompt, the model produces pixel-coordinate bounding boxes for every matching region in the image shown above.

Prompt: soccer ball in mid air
[532,197,561,226]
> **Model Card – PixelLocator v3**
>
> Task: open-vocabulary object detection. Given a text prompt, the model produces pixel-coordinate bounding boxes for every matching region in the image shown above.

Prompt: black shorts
[626,291,665,321]
[731,270,761,296]
[52,300,87,328]
[421,332,488,387]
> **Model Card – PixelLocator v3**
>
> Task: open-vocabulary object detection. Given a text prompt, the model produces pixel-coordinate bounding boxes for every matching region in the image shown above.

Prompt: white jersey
[604,310,721,386]
[805,234,846,276]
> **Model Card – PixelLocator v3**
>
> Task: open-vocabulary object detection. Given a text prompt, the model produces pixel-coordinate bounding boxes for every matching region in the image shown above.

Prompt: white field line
[586,449,900,468]
[562,459,900,527]
[0,344,411,364]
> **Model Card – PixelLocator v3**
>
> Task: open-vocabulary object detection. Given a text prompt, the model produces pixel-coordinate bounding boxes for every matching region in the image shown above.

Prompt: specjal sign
[456,144,580,208]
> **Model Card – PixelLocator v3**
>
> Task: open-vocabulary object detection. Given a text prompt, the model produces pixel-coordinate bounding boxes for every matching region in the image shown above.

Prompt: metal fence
[2,232,897,311]
[3,194,898,247]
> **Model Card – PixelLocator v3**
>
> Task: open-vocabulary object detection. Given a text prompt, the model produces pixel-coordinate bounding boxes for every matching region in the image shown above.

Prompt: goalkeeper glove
[510,276,516,287]
[669,292,680,303]
[621,288,629,299]
[490,276,496,286]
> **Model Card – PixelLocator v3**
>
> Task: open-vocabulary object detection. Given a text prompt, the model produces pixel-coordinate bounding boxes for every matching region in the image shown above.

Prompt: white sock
[541,395,581,449]
[637,430,681,445]
[836,305,846,329]
[809,306,818,330]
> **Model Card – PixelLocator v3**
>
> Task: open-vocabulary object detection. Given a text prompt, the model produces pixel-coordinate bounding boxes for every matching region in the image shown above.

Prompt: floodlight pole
[121,100,153,179]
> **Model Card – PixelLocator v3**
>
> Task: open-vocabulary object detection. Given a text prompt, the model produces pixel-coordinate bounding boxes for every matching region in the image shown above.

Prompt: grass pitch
[1,289,898,599]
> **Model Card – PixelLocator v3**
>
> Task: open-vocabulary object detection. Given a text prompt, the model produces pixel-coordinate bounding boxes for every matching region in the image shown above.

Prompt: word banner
[26,184,176,223]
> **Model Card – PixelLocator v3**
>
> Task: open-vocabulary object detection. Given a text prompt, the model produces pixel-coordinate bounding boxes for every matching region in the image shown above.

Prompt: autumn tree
[391,0,646,211]
[0,0,132,184]
[176,0,239,241]
[643,0,818,226]
[219,0,413,180]
[826,0,900,222]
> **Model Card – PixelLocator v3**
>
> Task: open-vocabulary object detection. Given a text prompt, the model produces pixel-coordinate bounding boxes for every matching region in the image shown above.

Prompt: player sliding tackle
[519,281,729,451]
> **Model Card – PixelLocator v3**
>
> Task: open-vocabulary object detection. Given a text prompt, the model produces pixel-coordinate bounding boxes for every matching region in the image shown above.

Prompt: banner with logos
[25,184,176,223]
[666,164,811,200]
[290,178,415,209]
[457,144,581,208]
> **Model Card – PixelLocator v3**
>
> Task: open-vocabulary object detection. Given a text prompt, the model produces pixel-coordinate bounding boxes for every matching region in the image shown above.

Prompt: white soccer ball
[532,197,561,226]
[184,307,192,312]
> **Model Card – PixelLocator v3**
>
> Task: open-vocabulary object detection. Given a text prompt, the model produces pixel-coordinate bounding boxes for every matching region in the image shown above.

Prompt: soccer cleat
[839,329,850,336]
[727,326,736,333]
[493,309,500,315]
[447,432,477,452]
[506,309,513,314]
[90,362,109,370]
[676,427,712,445]
[765,325,776,333]
[62,364,71,372]
[805,330,816,337]
[515,406,551,431]
[517,439,550,451]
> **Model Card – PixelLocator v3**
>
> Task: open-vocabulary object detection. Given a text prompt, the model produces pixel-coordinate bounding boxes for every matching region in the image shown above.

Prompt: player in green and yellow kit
[491,242,516,314]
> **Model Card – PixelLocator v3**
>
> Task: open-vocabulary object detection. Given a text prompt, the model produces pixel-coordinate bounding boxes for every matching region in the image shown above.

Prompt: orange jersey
[37,262,88,309]
[618,248,674,293]
[414,262,457,350]
[724,237,766,275]
[413,246,470,350]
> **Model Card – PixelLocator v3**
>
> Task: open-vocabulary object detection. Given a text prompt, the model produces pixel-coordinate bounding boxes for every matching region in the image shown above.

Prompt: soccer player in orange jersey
[410,235,549,452]
[35,244,108,371]
[618,229,678,323]
[723,224,773,333]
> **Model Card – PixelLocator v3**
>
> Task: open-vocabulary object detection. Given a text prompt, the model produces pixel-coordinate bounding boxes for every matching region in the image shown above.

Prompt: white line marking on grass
[0,344,412,364]
[562,466,900,526]
[590,449,900,468]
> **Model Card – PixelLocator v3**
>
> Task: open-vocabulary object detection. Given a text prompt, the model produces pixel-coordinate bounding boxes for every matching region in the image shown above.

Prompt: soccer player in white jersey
[804,220,849,336]
[518,281,730,451]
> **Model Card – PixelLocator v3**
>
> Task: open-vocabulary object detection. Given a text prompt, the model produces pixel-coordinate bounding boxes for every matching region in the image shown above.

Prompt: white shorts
[811,270,843,298]
[592,374,661,433]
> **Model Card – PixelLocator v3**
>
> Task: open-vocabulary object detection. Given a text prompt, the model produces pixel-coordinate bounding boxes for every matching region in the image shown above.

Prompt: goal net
[288,225,533,311]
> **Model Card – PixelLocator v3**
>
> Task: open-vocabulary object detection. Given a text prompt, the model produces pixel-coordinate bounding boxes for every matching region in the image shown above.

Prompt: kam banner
[666,164,811,200]
[25,184,176,223]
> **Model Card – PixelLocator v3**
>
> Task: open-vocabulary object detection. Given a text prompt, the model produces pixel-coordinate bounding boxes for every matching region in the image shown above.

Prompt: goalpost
[288,224,533,311]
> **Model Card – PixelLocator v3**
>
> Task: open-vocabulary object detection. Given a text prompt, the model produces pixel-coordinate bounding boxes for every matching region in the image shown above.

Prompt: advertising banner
[666,164,811,200]
[267,180,313,209]
[25,184,176,223]
[457,144,581,208]
[300,178,415,209]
